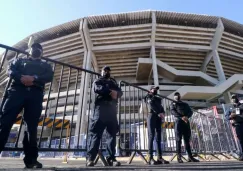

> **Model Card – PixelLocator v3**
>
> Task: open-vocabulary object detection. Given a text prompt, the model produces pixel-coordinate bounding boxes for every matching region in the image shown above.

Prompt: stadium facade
[1,10,243,147]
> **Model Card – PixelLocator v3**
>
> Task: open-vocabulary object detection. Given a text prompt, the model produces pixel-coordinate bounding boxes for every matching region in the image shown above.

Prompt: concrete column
[151,46,159,86]
[74,19,87,146]
[74,51,87,145]
[150,11,159,86]
[201,18,224,73]
[80,50,92,134]
[213,50,226,82]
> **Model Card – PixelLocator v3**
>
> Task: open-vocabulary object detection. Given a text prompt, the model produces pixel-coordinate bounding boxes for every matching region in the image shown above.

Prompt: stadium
[0,10,243,158]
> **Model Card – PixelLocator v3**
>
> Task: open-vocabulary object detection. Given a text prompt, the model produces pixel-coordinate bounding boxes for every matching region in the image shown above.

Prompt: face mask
[174,95,180,101]
[104,73,110,78]
[31,49,42,58]
[101,70,110,78]
[231,98,239,104]
[153,90,157,95]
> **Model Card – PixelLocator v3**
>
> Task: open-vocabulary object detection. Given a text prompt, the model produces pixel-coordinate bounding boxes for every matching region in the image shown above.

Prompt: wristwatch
[34,75,38,81]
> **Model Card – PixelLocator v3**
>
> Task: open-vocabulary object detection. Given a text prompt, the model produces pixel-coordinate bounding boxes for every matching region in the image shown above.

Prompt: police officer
[144,86,169,165]
[225,94,243,161]
[0,43,54,168]
[170,92,199,163]
[86,66,123,167]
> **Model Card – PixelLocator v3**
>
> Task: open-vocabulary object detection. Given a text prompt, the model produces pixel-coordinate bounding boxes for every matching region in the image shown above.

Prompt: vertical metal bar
[38,63,56,147]
[133,86,136,150]
[124,83,127,150]
[221,104,231,152]
[68,70,79,149]
[59,67,72,148]
[213,114,223,153]
[194,113,202,154]
[198,113,207,154]
[77,71,87,148]
[142,91,145,151]
[207,116,214,153]
[15,117,24,147]
[48,65,64,148]
[85,73,93,150]
[166,99,173,152]
[118,82,122,137]
[129,85,131,150]
[137,89,141,150]
[0,49,8,73]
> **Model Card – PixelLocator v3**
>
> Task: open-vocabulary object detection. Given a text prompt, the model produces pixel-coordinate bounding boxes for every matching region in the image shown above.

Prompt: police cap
[174,92,180,96]
[102,66,111,71]
[150,86,159,90]
[31,43,43,50]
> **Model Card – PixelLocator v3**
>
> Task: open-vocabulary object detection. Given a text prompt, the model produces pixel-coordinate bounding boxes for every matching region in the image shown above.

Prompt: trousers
[0,87,43,163]
[175,119,192,157]
[147,113,162,157]
[86,103,119,161]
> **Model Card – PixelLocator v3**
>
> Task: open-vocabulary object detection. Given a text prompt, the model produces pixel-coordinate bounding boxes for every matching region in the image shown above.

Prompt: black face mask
[174,95,180,101]
[231,98,239,104]
[102,72,110,79]
[153,90,157,95]
[32,49,42,58]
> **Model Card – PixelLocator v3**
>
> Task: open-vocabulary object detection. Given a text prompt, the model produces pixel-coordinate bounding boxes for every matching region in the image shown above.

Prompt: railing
[118,81,239,163]
[0,44,100,154]
[0,44,240,164]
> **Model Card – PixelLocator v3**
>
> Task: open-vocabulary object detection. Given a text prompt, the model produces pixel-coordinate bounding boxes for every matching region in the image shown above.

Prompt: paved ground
[0,158,243,171]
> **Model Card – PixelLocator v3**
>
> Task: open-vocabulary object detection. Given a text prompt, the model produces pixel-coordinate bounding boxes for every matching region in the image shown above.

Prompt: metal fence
[118,80,239,163]
[0,44,100,154]
[0,44,240,164]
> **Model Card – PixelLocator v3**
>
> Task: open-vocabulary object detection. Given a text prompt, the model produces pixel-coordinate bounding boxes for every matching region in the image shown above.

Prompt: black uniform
[225,102,243,156]
[0,57,53,164]
[87,76,123,162]
[170,101,193,157]
[144,94,165,158]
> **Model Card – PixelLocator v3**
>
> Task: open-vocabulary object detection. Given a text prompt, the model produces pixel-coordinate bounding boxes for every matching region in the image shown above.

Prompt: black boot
[148,157,158,165]
[24,160,43,169]
[86,159,95,167]
[188,156,200,162]
[106,157,121,166]
[157,157,170,164]
[238,154,243,161]
[177,155,183,163]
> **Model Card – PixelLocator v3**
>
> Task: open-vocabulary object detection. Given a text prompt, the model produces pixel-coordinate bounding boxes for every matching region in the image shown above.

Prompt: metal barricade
[0,44,241,163]
[189,104,239,160]
[118,81,180,163]
[0,44,103,159]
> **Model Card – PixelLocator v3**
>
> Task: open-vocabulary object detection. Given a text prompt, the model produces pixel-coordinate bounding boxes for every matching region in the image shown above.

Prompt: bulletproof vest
[173,101,187,116]
[22,58,47,75]
[95,77,118,103]
[146,95,161,114]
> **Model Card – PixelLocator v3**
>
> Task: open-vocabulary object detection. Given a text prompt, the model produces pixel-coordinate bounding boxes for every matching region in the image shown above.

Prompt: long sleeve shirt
[144,94,165,114]
[93,77,123,104]
[170,101,193,119]
[8,57,54,90]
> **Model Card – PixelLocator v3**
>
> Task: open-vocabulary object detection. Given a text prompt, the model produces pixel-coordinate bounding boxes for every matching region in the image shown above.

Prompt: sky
[0,0,242,48]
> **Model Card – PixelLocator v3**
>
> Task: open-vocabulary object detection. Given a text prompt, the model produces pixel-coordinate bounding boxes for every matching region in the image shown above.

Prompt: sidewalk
[0,158,243,171]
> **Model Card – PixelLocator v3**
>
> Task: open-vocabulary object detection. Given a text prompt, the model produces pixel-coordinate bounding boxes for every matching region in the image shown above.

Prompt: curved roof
[7,10,243,54]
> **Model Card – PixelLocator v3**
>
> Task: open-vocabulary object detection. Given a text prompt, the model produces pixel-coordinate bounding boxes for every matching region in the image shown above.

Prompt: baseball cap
[31,43,43,50]
[102,66,111,71]
[150,86,159,90]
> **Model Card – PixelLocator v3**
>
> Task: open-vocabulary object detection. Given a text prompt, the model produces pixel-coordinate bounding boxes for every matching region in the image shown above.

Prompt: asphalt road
[0,158,243,171]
